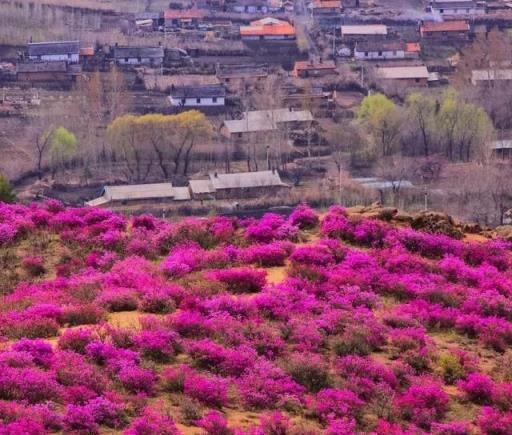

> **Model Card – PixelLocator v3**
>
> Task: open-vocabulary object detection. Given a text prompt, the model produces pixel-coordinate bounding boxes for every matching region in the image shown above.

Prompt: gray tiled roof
[209,170,286,190]
[170,84,226,99]
[113,46,164,59]
[223,109,313,134]
[28,41,80,57]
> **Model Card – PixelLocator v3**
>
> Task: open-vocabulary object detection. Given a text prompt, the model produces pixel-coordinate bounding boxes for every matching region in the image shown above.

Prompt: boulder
[411,211,464,240]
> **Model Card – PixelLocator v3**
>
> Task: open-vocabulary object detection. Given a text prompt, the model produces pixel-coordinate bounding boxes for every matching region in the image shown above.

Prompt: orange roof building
[293,59,336,77]
[240,17,296,40]
[312,0,342,12]
[406,42,421,53]
[420,20,470,38]
[79,47,95,56]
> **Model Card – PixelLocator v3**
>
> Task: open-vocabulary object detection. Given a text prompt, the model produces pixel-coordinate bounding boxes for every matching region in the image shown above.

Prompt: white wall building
[354,41,406,60]
[169,85,226,107]
[27,41,80,63]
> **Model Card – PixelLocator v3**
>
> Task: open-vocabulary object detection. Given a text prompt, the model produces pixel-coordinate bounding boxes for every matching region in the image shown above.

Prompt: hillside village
[1,0,512,224]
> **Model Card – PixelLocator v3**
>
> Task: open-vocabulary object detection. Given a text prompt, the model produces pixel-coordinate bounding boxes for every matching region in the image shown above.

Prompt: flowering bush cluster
[2,201,512,432]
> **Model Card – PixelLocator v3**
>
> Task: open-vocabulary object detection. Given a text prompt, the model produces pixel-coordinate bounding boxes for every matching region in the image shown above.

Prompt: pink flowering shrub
[124,407,181,435]
[288,204,319,230]
[395,383,450,429]
[207,268,267,293]
[457,373,496,404]
[314,388,364,422]
[183,372,229,408]
[196,410,232,435]
[3,201,512,432]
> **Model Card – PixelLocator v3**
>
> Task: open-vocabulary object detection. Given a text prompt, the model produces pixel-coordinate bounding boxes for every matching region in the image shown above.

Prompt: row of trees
[34,127,78,179]
[356,89,494,162]
[106,111,213,182]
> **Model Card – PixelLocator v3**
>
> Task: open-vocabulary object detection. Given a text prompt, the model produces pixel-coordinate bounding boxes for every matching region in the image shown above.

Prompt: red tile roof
[420,20,469,33]
[79,47,95,56]
[240,18,295,37]
[406,42,421,53]
[313,0,342,8]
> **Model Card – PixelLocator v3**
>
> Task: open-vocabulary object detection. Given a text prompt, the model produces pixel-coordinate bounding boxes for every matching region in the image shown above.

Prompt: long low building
[190,170,290,199]
[86,183,190,207]
[222,108,314,138]
[376,65,430,86]
[471,69,512,85]
[341,24,388,40]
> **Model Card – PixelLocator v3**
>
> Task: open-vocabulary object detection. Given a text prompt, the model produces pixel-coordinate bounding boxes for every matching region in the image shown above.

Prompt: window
[181,98,186,104]
[365,52,368,57]
[378,51,382,56]
[196,98,201,103]
[125,57,129,62]
[213,97,217,103]
[415,78,420,83]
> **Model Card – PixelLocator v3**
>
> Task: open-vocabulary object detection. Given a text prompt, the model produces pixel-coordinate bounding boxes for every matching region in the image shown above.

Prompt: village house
[240,18,296,41]
[292,59,337,77]
[16,61,80,87]
[169,84,226,107]
[340,24,388,42]
[113,45,164,67]
[86,183,190,207]
[282,84,332,111]
[428,0,486,16]
[311,0,343,15]
[189,170,289,200]
[376,65,430,87]
[27,41,80,63]
[354,41,405,60]
[216,63,269,86]
[419,20,470,39]
[221,108,314,140]
[354,41,420,60]
[471,69,512,85]
[229,0,271,13]
[164,9,206,29]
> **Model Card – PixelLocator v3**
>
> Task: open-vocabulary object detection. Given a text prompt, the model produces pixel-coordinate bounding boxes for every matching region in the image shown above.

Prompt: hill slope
[0,201,512,434]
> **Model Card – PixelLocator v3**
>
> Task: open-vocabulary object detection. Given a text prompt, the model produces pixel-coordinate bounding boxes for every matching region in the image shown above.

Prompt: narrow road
[294,0,320,57]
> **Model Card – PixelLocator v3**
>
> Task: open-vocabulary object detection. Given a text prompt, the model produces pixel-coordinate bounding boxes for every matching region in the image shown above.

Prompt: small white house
[113,45,164,67]
[354,41,406,60]
[169,84,226,107]
[27,41,80,63]
[429,0,486,15]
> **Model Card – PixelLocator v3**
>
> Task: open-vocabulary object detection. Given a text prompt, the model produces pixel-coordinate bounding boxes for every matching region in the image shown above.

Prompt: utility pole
[338,164,342,205]
[332,26,336,58]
